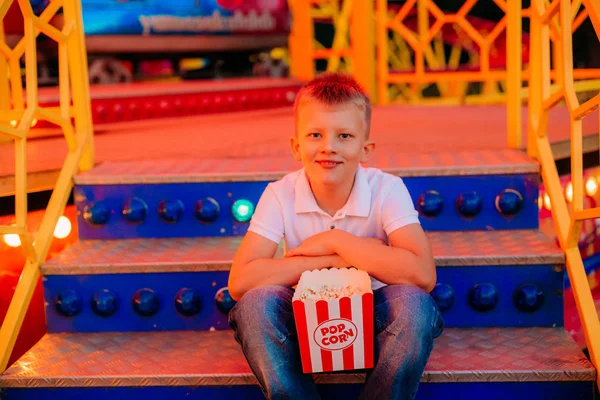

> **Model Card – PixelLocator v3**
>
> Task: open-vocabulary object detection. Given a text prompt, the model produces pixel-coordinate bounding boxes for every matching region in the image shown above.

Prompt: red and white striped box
[292,269,374,373]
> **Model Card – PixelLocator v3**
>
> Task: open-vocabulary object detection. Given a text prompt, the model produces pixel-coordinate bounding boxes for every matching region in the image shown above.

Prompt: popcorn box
[292,268,374,373]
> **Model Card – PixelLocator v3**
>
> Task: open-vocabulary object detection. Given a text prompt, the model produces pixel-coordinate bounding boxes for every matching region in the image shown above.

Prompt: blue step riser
[435,265,564,328]
[44,265,563,333]
[1,382,594,400]
[74,174,540,240]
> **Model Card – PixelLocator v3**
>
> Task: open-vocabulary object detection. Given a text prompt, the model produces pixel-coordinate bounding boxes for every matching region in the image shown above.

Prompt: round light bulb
[586,177,598,197]
[232,199,255,223]
[543,193,551,210]
[565,182,573,203]
[54,216,72,239]
[3,234,21,247]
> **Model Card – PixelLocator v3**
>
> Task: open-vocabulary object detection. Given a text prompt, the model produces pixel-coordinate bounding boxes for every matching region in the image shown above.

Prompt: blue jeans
[229,284,444,400]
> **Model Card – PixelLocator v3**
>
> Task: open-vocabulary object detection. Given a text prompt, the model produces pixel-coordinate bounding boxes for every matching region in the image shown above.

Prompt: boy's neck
[309,176,356,217]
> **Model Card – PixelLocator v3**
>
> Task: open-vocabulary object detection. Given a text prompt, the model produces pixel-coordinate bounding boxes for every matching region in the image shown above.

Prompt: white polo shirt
[248,165,420,290]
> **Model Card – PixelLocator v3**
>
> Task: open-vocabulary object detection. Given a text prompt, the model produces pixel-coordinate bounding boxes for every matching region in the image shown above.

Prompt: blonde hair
[293,72,372,137]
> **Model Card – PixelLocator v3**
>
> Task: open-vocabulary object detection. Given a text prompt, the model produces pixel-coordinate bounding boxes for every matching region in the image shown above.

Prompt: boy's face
[291,101,375,188]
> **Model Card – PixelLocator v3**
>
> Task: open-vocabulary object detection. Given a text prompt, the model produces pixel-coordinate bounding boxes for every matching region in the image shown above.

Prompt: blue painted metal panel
[75,174,539,240]
[1,381,594,400]
[437,265,564,328]
[44,265,563,333]
[45,273,231,333]
[436,265,564,328]
[402,174,540,231]
[75,182,269,240]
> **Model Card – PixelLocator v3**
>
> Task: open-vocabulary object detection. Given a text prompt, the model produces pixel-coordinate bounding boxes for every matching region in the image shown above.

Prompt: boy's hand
[287,232,388,258]
[285,230,338,257]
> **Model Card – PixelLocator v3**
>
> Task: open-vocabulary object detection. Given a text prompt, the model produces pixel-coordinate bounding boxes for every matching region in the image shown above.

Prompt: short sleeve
[381,179,420,235]
[248,184,285,244]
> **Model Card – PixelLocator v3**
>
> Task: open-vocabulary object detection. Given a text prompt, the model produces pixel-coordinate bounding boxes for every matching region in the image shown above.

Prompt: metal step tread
[42,230,564,275]
[0,327,594,388]
[73,149,539,185]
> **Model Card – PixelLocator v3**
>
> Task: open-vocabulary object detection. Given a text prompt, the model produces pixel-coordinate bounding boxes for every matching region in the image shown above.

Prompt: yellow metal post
[63,0,94,170]
[350,0,376,100]
[288,0,314,81]
[0,21,9,110]
[506,0,522,149]
[527,0,551,158]
[375,0,388,104]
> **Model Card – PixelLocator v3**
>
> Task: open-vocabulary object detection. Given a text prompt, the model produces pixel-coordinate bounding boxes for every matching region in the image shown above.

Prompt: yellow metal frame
[288,0,376,98]
[375,1,600,110]
[289,0,600,148]
[374,0,523,147]
[528,0,600,384]
[0,0,93,371]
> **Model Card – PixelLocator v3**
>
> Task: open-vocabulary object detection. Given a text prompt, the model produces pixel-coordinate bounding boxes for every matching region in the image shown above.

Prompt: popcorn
[298,284,364,301]
[293,267,371,302]
[292,268,374,373]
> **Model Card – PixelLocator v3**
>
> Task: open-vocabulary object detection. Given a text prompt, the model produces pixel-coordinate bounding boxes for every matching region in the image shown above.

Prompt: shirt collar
[294,165,371,217]
[294,169,321,214]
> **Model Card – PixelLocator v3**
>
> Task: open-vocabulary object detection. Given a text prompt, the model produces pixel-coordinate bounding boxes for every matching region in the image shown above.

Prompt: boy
[228,72,444,400]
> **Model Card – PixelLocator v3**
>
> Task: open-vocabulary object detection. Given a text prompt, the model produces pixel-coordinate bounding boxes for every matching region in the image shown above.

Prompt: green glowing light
[232,199,255,222]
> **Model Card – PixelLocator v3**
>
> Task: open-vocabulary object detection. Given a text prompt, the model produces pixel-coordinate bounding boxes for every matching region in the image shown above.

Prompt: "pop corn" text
[314,318,358,351]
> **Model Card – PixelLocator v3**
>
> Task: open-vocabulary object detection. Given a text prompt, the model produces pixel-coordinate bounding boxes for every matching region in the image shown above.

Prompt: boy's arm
[331,225,436,292]
[332,178,435,291]
[228,231,350,301]
[286,225,436,292]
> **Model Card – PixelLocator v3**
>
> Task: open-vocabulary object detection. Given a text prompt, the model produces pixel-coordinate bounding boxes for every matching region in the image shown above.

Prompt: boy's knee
[229,285,293,326]
[229,285,296,346]
[237,285,292,308]
[376,284,443,336]
[377,284,433,310]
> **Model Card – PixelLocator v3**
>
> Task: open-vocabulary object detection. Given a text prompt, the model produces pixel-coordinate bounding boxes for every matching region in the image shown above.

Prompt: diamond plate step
[41,230,565,331]
[0,328,594,389]
[42,230,563,275]
[74,150,539,185]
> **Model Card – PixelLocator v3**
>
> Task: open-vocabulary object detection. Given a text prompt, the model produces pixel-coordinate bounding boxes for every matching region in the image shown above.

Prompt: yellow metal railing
[528,0,600,383]
[289,0,524,145]
[375,0,598,149]
[0,0,93,371]
[376,0,518,95]
[289,0,600,149]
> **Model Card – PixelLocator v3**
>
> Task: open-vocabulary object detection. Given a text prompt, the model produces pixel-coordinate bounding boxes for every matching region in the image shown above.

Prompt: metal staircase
[0,149,596,399]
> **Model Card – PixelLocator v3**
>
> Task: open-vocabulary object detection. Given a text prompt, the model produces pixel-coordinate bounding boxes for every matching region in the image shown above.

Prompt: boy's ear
[360,139,376,162]
[290,136,302,161]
